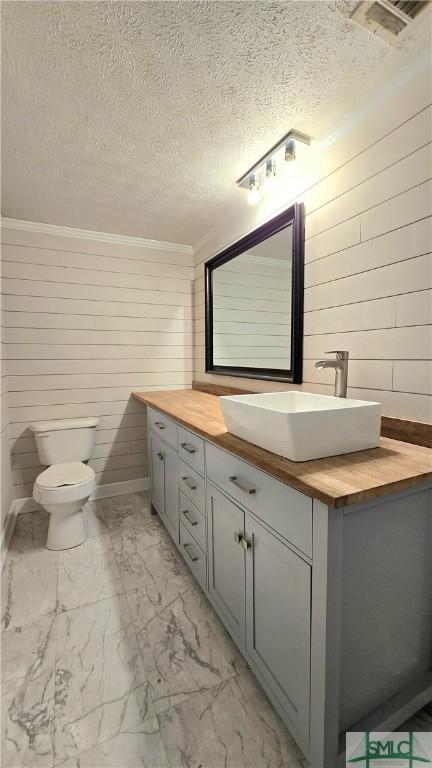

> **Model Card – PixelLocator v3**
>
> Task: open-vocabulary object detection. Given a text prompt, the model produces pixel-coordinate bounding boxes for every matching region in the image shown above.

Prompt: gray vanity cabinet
[149,431,180,543]
[146,403,432,768]
[207,483,246,647]
[245,512,311,741]
[163,442,181,542]
[150,433,165,516]
[207,480,310,739]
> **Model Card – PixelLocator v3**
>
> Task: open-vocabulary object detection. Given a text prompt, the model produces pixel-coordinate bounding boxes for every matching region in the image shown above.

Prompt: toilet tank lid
[30,417,99,433]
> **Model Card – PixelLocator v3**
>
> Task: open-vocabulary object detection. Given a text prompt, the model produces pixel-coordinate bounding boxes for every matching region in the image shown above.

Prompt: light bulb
[264,158,276,191]
[285,138,296,162]
[248,174,260,205]
[248,186,261,205]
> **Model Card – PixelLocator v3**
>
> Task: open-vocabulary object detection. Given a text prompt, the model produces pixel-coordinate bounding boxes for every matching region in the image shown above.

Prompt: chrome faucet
[315,351,349,398]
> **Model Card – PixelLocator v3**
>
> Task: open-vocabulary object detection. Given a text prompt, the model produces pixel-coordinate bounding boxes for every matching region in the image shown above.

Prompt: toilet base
[45,502,87,551]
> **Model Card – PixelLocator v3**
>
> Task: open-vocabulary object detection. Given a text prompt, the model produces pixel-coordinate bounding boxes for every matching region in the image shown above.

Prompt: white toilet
[31,417,98,550]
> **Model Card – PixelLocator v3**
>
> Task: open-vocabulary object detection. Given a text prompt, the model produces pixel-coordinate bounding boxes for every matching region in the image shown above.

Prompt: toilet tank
[30,417,99,466]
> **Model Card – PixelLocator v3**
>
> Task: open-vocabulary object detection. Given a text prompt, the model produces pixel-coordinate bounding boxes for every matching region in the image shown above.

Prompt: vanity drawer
[179,461,205,514]
[206,442,312,558]
[180,522,207,591]
[177,425,205,475]
[148,407,177,449]
[179,492,206,552]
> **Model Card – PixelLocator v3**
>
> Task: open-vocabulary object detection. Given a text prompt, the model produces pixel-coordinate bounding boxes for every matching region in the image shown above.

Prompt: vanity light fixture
[237,129,312,201]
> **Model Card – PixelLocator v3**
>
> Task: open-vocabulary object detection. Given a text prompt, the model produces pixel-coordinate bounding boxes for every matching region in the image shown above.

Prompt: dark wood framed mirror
[205,202,305,383]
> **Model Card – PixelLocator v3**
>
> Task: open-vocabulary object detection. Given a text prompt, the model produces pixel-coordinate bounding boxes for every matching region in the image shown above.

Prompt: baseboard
[2,478,150,565]
[1,500,18,571]
[15,497,42,514]
[90,477,150,500]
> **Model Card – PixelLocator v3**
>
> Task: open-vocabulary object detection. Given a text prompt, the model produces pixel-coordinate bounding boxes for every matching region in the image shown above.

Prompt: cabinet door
[150,433,165,515]
[245,512,311,743]
[164,442,180,543]
[207,484,245,647]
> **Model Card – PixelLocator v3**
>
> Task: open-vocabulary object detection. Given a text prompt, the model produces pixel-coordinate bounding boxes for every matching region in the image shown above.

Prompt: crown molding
[0,217,194,255]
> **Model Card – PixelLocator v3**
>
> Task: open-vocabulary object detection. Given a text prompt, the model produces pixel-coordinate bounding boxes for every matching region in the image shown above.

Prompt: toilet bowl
[33,462,96,550]
[30,417,99,550]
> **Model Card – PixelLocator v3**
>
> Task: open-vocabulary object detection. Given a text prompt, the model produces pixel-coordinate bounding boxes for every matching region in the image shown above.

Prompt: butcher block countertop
[133,389,432,508]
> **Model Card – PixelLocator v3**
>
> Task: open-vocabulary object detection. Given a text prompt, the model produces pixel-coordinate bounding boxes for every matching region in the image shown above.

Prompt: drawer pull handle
[154,421,166,430]
[180,442,197,455]
[182,510,198,526]
[157,451,164,461]
[229,475,256,495]
[182,476,197,491]
[233,532,251,551]
[183,542,199,562]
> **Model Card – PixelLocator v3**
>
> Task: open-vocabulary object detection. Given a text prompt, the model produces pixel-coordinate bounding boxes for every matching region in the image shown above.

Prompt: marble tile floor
[1,493,306,768]
[2,493,430,768]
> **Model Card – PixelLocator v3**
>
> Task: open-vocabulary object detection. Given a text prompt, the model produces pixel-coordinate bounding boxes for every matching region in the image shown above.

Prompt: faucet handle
[325,350,349,360]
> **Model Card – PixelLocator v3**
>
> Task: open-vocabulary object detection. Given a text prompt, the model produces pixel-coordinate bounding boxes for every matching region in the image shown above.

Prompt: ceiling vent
[350,0,429,44]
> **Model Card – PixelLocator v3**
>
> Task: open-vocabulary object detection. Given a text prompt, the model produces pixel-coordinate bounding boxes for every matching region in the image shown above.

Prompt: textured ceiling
[1,1,430,244]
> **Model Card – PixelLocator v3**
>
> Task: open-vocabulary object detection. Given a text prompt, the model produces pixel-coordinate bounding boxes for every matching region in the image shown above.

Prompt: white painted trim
[10,476,150,520]
[90,476,150,500]
[0,218,193,255]
[1,478,149,564]
[1,500,18,571]
[14,497,41,515]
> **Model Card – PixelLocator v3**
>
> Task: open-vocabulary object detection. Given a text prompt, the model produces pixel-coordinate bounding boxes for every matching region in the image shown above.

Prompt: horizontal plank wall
[193,62,432,423]
[1,222,194,499]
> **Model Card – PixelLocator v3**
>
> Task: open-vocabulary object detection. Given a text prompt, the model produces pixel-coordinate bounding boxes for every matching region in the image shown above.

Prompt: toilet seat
[34,462,96,505]
[36,462,94,490]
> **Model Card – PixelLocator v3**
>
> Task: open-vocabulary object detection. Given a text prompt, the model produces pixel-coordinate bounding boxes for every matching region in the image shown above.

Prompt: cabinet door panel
[150,433,165,515]
[164,442,180,543]
[207,484,245,647]
[245,512,311,742]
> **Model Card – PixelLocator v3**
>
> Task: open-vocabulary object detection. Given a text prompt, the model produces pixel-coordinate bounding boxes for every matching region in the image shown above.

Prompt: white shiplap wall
[194,63,432,423]
[1,223,194,500]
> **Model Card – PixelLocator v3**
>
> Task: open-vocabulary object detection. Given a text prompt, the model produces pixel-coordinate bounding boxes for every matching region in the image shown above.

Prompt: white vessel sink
[220,391,382,462]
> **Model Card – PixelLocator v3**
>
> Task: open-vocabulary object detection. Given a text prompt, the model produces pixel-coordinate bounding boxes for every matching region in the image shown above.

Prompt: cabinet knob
[155,421,166,430]
[233,532,251,551]
[157,451,164,461]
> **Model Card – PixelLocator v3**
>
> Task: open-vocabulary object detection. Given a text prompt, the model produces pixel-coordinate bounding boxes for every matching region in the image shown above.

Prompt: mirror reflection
[212,224,293,370]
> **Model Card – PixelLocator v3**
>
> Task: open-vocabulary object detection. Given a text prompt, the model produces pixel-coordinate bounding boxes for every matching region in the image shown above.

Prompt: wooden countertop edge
[133,390,432,509]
